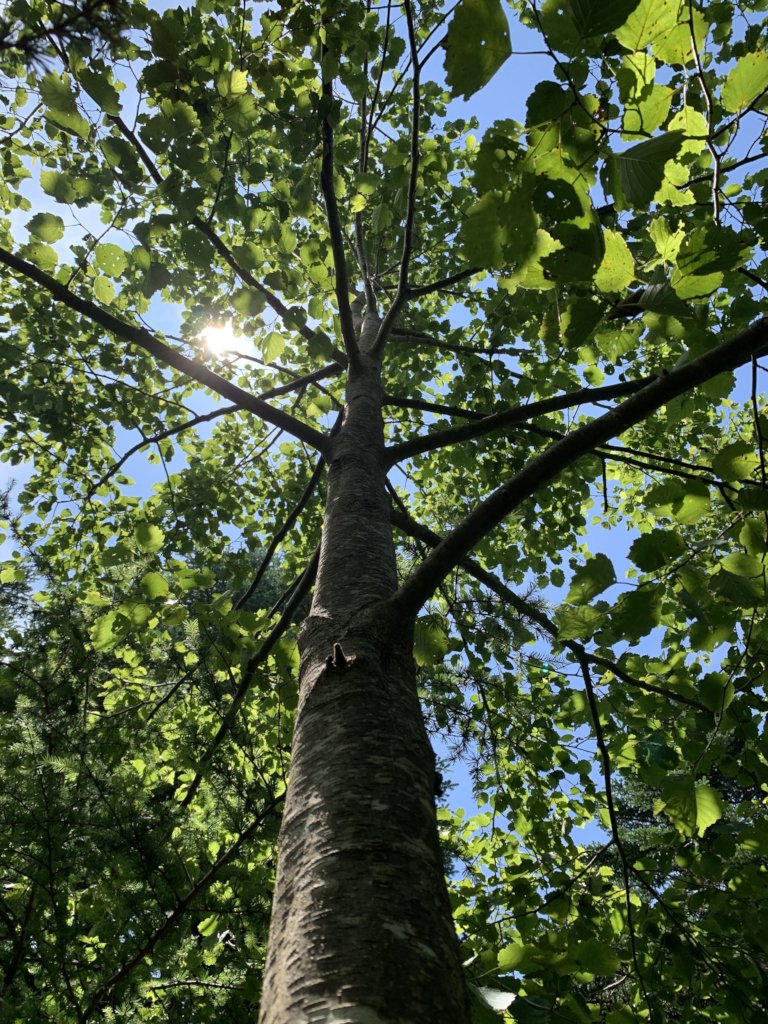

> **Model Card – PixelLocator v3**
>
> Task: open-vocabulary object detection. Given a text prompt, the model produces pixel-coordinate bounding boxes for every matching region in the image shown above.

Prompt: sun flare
[199,321,240,356]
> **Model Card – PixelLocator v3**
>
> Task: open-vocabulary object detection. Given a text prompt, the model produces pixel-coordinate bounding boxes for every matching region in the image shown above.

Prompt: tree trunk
[258,348,469,1023]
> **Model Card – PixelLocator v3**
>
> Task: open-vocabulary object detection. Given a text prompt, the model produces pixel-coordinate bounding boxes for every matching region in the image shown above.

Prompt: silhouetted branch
[392,317,768,614]
[0,246,330,455]
[386,377,654,465]
[390,506,707,711]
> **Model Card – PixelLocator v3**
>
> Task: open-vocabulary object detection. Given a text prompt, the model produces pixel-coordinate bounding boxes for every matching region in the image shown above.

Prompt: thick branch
[385,377,654,465]
[391,316,768,614]
[390,507,706,711]
[0,246,330,456]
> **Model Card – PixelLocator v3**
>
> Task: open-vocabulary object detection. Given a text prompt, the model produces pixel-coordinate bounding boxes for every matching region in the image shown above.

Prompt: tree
[0,0,767,1021]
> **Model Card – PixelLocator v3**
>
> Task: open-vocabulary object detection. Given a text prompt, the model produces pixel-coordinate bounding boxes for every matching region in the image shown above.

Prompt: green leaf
[217,70,248,98]
[615,0,680,52]
[574,938,621,975]
[141,572,170,599]
[722,50,768,113]
[414,614,451,667]
[78,68,121,115]
[710,569,767,608]
[699,674,735,714]
[444,0,511,99]
[91,611,121,651]
[594,229,634,293]
[460,189,538,269]
[695,784,724,836]
[634,281,693,318]
[93,276,115,303]
[21,242,57,273]
[134,522,164,553]
[654,775,696,836]
[567,0,641,37]
[720,553,765,579]
[197,915,219,937]
[609,587,661,643]
[40,170,77,204]
[612,132,684,206]
[629,529,686,572]
[26,213,65,243]
[555,604,604,640]
[40,71,90,139]
[40,70,79,114]
[233,287,267,317]
[94,243,128,278]
[565,553,616,603]
[739,519,767,556]
[712,442,759,482]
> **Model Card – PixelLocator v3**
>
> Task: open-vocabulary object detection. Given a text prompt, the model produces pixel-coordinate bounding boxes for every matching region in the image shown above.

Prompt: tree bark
[258,348,469,1023]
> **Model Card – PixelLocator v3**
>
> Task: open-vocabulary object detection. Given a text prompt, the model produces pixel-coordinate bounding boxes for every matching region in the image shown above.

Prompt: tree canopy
[0,0,767,1021]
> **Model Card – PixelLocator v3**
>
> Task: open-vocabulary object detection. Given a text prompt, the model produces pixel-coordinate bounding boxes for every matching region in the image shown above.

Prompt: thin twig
[575,653,652,1015]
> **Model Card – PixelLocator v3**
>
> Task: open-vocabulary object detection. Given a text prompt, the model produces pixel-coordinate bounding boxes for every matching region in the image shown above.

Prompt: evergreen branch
[0,246,331,456]
[390,316,768,615]
[385,377,654,465]
[0,0,118,55]
[180,547,320,808]
[81,794,284,1021]
[372,0,420,356]
[390,507,707,712]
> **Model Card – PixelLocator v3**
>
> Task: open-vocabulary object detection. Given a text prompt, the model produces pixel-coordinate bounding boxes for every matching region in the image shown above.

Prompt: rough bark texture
[258,340,469,1023]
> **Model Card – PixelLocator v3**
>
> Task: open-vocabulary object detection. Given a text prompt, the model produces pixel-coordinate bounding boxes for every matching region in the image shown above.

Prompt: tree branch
[575,653,651,1012]
[234,458,325,611]
[87,405,237,499]
[320,44,358,359]
[0,246,331,456]
[384,393,484,421]
[180,545,320,808]
[406,267,480,298]
[372,0,420,356]
[108,114,348,367]
[390,316,768,614]
[390,507,707,711]
[386,377,654,466]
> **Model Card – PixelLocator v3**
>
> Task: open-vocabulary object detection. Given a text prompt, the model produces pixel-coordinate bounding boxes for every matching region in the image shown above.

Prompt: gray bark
[258,344,469,1023]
